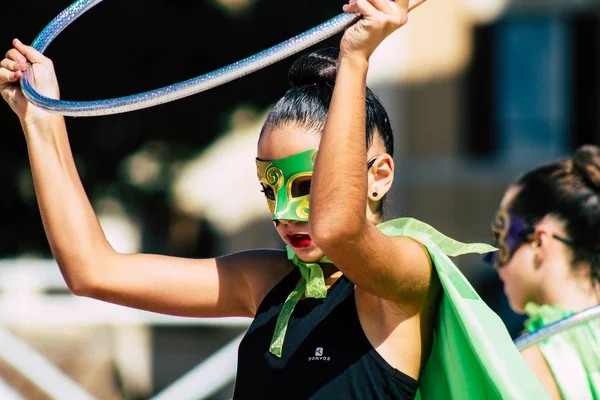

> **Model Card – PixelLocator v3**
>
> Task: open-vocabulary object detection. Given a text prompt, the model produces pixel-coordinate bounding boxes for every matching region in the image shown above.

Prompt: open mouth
[287,234,312,248]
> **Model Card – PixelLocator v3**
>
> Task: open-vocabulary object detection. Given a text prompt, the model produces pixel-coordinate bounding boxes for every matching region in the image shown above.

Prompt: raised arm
[1,39,290,318]
[308,0,434,308]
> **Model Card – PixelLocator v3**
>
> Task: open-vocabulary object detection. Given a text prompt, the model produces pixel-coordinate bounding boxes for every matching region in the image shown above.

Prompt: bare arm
[1,40,290,318]
[521,346,562,400]
[309,0,433,307]
[28,117,288,317]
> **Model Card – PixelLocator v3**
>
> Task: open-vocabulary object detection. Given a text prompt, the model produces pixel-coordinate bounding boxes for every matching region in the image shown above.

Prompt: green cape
[377,218,549,399]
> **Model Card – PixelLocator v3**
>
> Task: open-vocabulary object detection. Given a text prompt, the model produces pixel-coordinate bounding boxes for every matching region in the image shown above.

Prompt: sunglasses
[484,209,574,268]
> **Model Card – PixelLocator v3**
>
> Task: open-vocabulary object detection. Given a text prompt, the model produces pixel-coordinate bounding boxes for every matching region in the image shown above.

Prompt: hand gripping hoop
[21,0,360,117]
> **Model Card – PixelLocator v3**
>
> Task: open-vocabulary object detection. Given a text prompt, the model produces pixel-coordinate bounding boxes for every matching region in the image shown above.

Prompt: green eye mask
[256,149,317,222]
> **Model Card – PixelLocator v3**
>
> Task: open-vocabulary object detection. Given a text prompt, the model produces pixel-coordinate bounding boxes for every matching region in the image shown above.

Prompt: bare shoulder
[521,345,562,399]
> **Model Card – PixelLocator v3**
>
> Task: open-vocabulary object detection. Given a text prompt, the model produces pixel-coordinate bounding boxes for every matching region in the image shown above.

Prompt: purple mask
[484,209,532,267]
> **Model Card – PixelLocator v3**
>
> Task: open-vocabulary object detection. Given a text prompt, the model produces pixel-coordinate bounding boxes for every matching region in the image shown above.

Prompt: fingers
[344,0,378,16]
[12,38,49,65]
[1,53,25,83]
[5,48,27,64]
[1,57,27,73]
[369,0,395,13]
[0,66,21,83]
[345,0,424,17]
[1,46,28,84]
[347,0,410,31]
[345,0,409,24]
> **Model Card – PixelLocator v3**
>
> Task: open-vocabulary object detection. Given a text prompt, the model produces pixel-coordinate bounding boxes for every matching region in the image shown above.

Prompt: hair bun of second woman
[288,47,339,88]
[574,144,600,191]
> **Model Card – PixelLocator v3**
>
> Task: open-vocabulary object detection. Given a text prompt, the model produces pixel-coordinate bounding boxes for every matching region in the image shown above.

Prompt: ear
[368,154,394,202]
[531,226,552,269]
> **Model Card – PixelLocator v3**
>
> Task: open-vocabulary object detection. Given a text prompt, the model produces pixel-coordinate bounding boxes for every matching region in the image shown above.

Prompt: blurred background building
[0,0,599,398]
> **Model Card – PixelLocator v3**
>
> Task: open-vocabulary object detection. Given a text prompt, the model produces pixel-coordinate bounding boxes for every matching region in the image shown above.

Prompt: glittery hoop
[21,0,360,117]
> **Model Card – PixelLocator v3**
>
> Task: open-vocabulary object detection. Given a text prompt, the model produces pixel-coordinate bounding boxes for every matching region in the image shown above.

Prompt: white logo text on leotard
[308,347,330,361]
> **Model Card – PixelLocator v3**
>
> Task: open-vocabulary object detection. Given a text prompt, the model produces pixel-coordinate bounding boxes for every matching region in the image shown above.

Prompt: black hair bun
[288,47,339,88]
[574,144,600,191]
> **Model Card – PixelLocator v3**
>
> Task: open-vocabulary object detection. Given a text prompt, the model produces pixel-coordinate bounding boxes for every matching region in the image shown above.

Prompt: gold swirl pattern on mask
[266,166,284,215]
[492,209,511,265]
[256,160,282,215]
[295,199,310,220]
[266,166,284,191]
[256,160,284,191]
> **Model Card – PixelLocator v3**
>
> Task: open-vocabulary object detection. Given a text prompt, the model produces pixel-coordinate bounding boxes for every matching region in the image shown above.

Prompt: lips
[287,233,312,248]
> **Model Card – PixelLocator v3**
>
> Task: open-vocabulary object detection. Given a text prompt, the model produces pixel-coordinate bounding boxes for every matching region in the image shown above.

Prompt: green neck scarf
[269,246,332,357]
[269,218,497,358]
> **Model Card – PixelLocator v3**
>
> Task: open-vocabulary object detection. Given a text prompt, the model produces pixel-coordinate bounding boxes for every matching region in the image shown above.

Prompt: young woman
[488,144,600,399]
[1,0,549,398]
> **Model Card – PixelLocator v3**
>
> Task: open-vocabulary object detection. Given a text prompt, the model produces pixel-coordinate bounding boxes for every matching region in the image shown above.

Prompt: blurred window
[465,13,600,159]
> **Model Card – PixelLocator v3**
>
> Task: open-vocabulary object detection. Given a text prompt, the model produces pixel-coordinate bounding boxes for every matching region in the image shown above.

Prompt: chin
[507,298,527,315]
[290,245,325,262]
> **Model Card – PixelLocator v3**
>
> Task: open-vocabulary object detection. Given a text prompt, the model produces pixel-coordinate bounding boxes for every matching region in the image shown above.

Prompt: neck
[542,272,600,312]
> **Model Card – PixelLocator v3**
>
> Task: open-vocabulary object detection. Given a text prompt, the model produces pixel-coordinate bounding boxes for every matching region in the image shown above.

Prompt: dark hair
[508,144,600,282]
[260,47,395,216]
